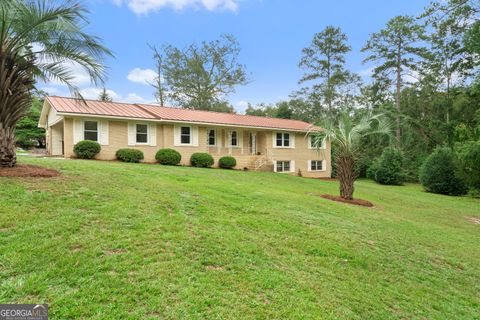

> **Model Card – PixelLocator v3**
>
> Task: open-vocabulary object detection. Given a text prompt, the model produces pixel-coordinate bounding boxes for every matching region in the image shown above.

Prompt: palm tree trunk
[0,125,16,167]
[337,155,355,200]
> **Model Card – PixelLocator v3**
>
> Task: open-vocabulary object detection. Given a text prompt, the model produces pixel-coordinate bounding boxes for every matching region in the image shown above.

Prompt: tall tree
[299,26,355,114]
[0,0,111,167]
[362,15,427,144]
[149,44,165,106]
[311,112,391,199]
[98,88,112,102]
[155,34,248,111]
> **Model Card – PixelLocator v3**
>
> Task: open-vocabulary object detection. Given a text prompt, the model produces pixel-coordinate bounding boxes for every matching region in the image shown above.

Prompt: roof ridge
[134,103,163,120]
[50,96,310,125]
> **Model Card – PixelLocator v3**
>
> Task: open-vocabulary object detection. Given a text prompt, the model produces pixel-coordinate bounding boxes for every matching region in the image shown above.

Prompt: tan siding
[59,117,331,177]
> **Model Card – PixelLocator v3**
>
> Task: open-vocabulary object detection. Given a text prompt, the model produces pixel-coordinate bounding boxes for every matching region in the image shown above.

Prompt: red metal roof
[47,96,318,131]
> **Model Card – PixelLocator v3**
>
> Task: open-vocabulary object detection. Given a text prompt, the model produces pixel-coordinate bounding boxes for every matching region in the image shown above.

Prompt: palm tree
[0,0,112,167]
[98,88,113,102]
[310,112,391,200]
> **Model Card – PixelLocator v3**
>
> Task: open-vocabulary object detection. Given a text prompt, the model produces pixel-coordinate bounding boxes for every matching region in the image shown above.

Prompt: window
[230,130,238,147]
[309,135,325,149]
[276,132,290,147]
[310,160,323,171]
[180,126,191,144]
[136,124,148,143]
[84,121,98,141]
[207,129,216,146]
[276,161,291,172]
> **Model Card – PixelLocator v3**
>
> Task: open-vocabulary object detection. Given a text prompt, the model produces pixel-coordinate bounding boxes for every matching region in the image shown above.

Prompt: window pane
[276,162,283,172]
[84,131,98,141]
[231,131,237,146]
[136,133,148,143]
[181,135,190,144]
[284,161,290,171]
[208,130,215,145]
[181,127,190,135]
[276,138,283,146]
[318,161,322,170]
[136,124,148,134]
[84,121,97,131]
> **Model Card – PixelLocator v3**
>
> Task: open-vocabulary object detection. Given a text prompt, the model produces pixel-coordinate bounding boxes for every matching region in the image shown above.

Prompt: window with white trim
[276,161,291,172]
[136,124,148,143]
[230,130,238,147]
[310,160,323,171]
[207,129,216,146]
[309,135,325,149]
[276,132,290,147]
[180,126,191,144]
[84,121,98,141]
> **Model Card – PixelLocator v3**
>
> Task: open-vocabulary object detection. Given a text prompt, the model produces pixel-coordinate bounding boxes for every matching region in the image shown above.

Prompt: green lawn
[1,157,479,319]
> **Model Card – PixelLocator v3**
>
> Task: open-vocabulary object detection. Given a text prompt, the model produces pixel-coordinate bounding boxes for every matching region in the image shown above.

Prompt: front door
[249,132,257,155]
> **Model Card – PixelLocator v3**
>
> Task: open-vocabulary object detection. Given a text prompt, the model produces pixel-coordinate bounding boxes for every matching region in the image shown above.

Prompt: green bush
[455,140,480,190]
[116,148,144,163]
[419,147,468,196]
[368,147,406,185]
[219,156,236,169]
[73,140,101,159]
[190,153,214,168]
[155,148,181,165]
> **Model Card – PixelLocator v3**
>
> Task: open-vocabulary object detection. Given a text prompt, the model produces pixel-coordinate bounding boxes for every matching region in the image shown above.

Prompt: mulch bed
[0,164,60,178]
[319,194,374,207]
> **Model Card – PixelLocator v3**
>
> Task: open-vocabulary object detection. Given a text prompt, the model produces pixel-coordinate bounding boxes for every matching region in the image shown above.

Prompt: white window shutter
[100,120,109,145]
[73,119,83,144]
[128,123,135,146]
[308,136,312,149]
[273,160,277,172]
[272,132,276,147]
[149,123,157,146]
[173,125,180,146]
[307,160,311,172]
[291,160,295,172]
[238,130,243,148]
[322,160,327,171]
[290,133,295,148]
[193,126,199,146]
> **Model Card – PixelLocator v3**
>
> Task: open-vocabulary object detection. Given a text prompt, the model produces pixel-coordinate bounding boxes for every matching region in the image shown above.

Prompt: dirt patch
[319,194,374,207]
[103,248,128,256]
[466,216,480,225]
[0,164,60,178]
[205,265,224,271]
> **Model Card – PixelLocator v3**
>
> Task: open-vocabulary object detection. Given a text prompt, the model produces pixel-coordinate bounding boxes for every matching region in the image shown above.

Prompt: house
[38,96,331,177]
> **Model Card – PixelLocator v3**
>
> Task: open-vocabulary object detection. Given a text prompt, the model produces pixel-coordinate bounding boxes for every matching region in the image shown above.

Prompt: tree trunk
[336,155,355,200]
[395,51,402,146]
[0,125,16,167]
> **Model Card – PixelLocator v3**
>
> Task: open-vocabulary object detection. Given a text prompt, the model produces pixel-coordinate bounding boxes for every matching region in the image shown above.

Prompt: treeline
[247,0,479,187]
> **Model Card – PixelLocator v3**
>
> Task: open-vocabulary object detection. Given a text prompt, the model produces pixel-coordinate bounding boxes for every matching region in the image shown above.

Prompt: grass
[1,157,479,319]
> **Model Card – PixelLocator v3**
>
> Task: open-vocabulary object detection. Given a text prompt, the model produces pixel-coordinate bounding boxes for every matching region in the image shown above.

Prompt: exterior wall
[265,131,331,178]
[58,116,331,178]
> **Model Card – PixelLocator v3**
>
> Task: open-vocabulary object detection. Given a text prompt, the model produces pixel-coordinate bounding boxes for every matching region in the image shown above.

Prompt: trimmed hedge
[419,147,468,196]
[155,148,181,165]
[219,156,236,169]
[73,140,101,159]
[116,148,144,163]
[190,153,214,168]
[368,147,406,185]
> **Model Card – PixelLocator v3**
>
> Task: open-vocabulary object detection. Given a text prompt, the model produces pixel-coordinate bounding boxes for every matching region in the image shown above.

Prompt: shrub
[116,148,144,163]
[73,140,101,159]
[455,140,480,190]
[219,156,236,169]
[368,147,406,185]
[190,153,214,168]
[155,148,181,165]
[419,147,468,196]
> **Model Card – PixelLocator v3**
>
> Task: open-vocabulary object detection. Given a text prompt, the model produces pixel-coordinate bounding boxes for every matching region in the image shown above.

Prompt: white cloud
[127,68,157,85]
[115,0,239,15]
[125,93,149,103]
[358,67,374,78]
[235,100,249,113]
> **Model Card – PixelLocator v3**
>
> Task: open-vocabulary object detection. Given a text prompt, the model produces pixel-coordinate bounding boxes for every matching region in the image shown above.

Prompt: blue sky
[41,0,430,113]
